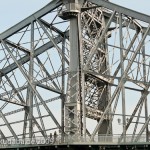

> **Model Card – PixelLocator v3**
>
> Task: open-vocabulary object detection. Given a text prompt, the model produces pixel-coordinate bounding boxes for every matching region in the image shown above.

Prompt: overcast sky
[110,0,150,14]
[0,0,149,33]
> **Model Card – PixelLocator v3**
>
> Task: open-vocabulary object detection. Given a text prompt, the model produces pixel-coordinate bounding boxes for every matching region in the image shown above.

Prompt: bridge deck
[0,135,150,150]
[0,143,150,150]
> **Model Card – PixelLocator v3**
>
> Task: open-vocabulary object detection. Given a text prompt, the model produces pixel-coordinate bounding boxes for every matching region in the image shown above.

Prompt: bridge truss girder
[0,0,150,143]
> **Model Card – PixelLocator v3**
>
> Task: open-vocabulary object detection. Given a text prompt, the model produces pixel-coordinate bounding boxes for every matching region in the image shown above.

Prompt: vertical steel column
[78,12,86,138]
[23,92,29,139]
[104,15,112,135]
[66,16,81,135]
[142,32,149,142]
[28,22,34,139]
[119,13,126,141]
[61,37,65,141]
[97,15,111,135]
[63,0,83,137]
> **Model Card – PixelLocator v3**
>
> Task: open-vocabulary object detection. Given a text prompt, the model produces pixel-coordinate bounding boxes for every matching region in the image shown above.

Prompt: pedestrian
[54,131,57,143]
[50,133,53,143]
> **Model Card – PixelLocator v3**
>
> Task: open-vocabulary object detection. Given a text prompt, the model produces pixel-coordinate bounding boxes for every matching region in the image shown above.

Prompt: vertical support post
[81,67,86,139]
[97,14,111,135]
[142,32,149,142]
[61,37,65,142]
[23,91,29,139]
[63,0,84,138]
[28,21,34,139]
[119,13,126,141]
[65,15,81,135]
[104,15,112,135]
[78,12,86,139]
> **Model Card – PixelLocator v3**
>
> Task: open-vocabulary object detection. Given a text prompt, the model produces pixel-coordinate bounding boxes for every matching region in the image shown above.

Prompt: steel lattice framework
[0,0,150,144]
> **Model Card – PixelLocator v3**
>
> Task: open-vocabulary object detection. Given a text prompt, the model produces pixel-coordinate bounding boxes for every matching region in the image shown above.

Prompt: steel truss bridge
[0,0,150,149]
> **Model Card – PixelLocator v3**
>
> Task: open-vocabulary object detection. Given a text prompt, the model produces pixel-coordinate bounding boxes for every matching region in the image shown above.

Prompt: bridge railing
[64,134,148,144]
[0,134,148,148]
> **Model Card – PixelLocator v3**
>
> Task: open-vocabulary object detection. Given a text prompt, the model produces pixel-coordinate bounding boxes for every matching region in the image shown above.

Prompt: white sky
[110,0,150,14]
[0,0,50,33]
[0,0,149,33]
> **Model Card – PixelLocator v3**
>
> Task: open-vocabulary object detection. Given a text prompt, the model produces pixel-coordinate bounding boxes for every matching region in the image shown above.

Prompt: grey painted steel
[0,96,61,122]
[119,13,126,141]
[91,25,150,139]
[135,115,150,142]
[36,18,69,65]
[142,32,149,142]
[0,110,18,140]
[61,38,65,142]
[0,130,6,140]
[65,13,81,135]
[28,21,34,139]
[0,97,26,106]
[2,40,61,130]
[0,31,69,76]
[0,0,62,39]
[84,10,116,70]
[88,0,150,24]
[36,83,62,94]
[1,0,150,144]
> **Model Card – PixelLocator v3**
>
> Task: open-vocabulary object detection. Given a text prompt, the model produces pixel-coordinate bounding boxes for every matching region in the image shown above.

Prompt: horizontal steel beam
[0,68,68,97]
[3,96,61,117]
[84,70,150,91]
[39,19,66,37]
[6,40,30,53]
[0,105,107,127]
[86,106,108,120]
[0,97,26,106]
[0,114,50,127]
[36,83,62,94]
[2,127,58,139]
